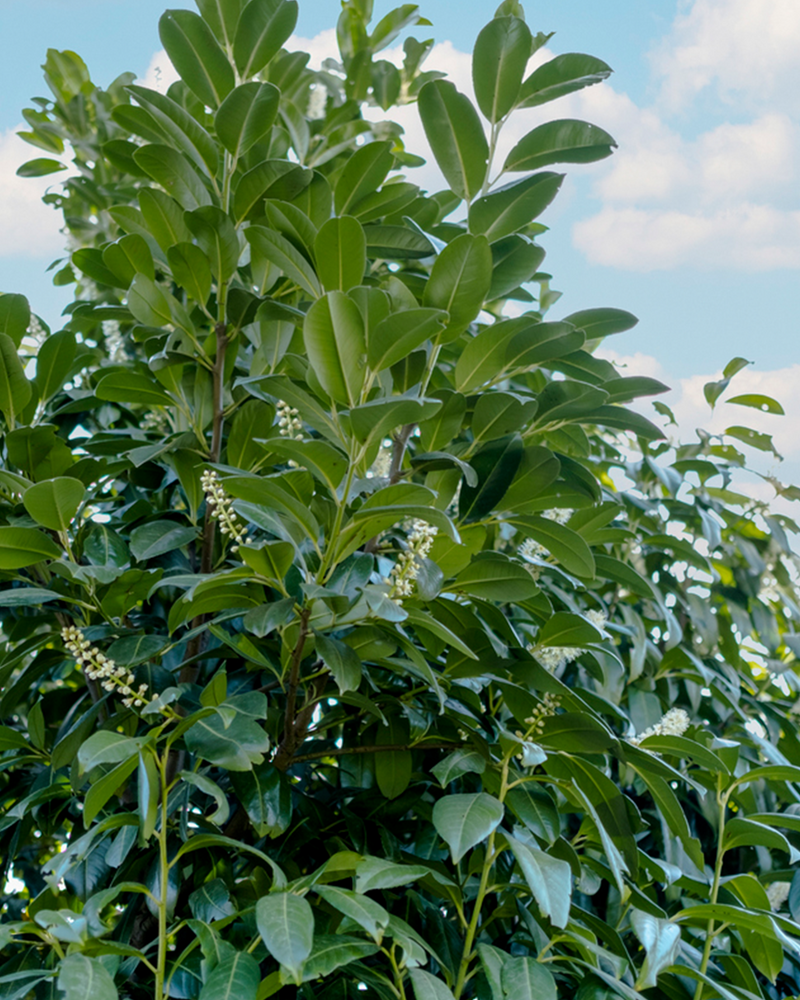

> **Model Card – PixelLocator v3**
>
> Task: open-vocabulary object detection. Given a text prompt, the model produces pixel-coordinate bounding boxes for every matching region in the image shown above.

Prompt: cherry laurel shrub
[1,2,800,999]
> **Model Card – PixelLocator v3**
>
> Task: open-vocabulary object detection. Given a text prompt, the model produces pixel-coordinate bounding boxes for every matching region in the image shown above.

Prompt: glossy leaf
[504,119,617,172]
[159,9,234,108]
[303,291,366,406]
[315,216,367,292]
[215,82,280,158]
[256,892,314,984]
[234,0,299,78]
[472,16,532,122]
[432,792,504,863]
[23,477,85,532]
[418,80,488,201]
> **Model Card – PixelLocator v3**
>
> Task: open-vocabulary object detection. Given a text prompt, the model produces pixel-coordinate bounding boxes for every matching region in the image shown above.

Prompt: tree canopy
[1,2,800,999]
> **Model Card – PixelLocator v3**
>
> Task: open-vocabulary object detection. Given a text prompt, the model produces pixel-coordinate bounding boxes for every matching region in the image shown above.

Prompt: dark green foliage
[1,2,800,1000]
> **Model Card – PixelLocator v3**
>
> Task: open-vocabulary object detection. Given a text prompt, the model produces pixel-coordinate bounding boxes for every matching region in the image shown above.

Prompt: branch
[289,741,463,765]
[272,608,312,771]
[363,422,416,554]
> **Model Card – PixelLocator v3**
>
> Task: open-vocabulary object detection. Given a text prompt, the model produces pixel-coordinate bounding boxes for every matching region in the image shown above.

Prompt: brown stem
[389,423,416,484]
[289,741,463,765]
[363,423,417,554]
[272,608,312,771]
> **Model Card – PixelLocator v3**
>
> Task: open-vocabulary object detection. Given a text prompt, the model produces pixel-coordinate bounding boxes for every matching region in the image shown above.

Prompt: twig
[289,741,463,765]
[272,608,312,771]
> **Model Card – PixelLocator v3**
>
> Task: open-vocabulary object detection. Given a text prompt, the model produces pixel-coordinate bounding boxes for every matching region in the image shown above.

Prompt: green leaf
[431,749,486,787]
[234,160,310,222]
[199,950,260,1000]
[517,53,613,108]
[168,242,212,305]
[315,216,367,292]
[84,756,139,826]
[78,732,143,773]
[103,233,156,285]
[367,309,448,372]
[505,832,572,927]
[334,140,395,216]
[501,957,557,1000]
[138,190,191,255]
[0,333,32,429]
[185,711,270,771]
[315,633,362,693]
[727,393,785,415]
[230,760,291,837]
[0,526,61,569]
[639,735,730,774]
[303,291,366,406]
[423,234,493,339]
[0,293,31,347]
[234,0,298,75]
[256,892,314,985]
[302,935,379,981]
[562,307,637,338]
[196,0,247,49]
[408,969,457,1000]
[472,16,532,122]
[315,886,390,944]
[35,329,76,402]
[364,224,435,259]
[133,143,212,211]
[503,119,617,172]
[246,226,321,299]
[355,857,432,893]
[125,273,174,328]
[452,554,539,602]
[432,792,504,864]
[215,82,280,158]
[511,517,595,577]
[459,434,524,522]
[186,206,241,283]
[57,954,118,1000]
[129,522,198,561]
[536,611,602,647]
[418,80,488,202]
[137,751,160,842]
[95,370,175,407]
[349,396,442,449]
[23,477,85,532]
[16,157,67,177]
[159,9,235,108]
[126,84,219,175]
[469,173,564,243]
[0,587,63,607]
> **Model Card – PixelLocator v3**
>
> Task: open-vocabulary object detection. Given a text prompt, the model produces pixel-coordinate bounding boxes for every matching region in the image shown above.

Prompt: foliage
[1,2,800,999]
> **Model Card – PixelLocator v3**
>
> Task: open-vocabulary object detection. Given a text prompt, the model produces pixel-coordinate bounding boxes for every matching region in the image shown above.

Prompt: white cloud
[653,0,800,111]
[574,203,800,271]
[567,0,800,272]
[139,49,180,92]
[0,127,72,259]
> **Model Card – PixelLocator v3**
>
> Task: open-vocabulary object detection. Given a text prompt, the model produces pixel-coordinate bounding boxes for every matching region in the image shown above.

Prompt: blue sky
[1,0,798,487]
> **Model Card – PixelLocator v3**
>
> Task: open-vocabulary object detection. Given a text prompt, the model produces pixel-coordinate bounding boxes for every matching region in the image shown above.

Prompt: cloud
[139,49,180,92]
[566,0,800,272]
[0,127,72,259]
[652,0,800,112]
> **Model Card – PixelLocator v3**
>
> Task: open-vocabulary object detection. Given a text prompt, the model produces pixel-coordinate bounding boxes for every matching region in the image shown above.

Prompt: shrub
[1,2,800,999]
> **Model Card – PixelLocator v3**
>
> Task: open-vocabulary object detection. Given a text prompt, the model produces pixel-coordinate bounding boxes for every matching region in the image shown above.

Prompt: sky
[0,0,799,492]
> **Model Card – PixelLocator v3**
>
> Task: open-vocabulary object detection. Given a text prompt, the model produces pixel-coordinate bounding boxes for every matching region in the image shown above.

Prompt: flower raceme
[61,626,152,708]
[629,707,691,745]
[387,519,438,601]
[201,468,250,552]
